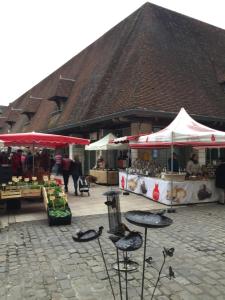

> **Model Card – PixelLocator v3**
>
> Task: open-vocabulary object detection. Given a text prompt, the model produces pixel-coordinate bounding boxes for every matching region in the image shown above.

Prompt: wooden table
[89,169,118,185]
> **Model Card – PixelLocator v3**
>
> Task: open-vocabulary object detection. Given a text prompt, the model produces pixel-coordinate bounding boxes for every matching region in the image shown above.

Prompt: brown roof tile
[48,76,75,101]
[21,97,42,114]
[3,2,225,133]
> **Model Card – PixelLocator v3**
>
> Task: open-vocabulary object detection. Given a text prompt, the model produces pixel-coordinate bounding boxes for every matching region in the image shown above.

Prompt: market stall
[118,108,225,205]
[0,174,72,224]
[0,131,90,176]
[119,171,222,205]
[85,133,127,185]
[131,108,225,149]
[0,132,89,148]
[0,132,90,215]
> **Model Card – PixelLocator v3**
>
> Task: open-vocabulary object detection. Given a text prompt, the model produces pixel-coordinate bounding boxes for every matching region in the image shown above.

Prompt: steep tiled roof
[48,76,75,101]
[22,97,42,114]
[1,94,28,133]
[0,117,6,129]
[2,2,225,133]
[6,111,18,124]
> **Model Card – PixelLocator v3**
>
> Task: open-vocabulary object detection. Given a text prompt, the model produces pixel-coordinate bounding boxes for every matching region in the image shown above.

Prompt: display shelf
[1,190,22,199]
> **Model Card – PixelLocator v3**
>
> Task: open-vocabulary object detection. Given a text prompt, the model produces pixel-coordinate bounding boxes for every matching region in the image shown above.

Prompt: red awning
[0,132,90,148]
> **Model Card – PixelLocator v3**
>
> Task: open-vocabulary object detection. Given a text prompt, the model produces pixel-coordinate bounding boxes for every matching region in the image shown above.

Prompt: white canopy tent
[85,133,128,183]
[85,133,128,151]
[113,134,148,144]
[128,108,225,211]
[131,108,225,149]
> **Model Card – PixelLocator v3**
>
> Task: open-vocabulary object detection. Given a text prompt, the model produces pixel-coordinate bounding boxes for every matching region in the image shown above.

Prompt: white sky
[1,0,225,106]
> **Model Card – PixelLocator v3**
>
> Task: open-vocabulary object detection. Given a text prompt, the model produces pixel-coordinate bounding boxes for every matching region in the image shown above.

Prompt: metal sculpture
[110,231,143,300]
[72,226,115,300]
[103,190,125,235]
[125,210,173,300]
[72,208,175,300]
[146,247,175,299]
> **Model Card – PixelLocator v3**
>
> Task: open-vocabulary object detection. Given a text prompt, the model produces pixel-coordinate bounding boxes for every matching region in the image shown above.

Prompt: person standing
[167,152,179,172]
[215,157,225,204]
[71,155,82,196]
[54,151,62,175]
[11,150,23,176]
[25,151,33,172]
[62,154,73,193]
[97,155,105,169]
[40,149,50,172]
[186,154,202,176]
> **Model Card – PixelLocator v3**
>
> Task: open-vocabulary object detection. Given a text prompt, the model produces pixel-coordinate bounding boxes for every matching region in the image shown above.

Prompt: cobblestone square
[1,198,225,299]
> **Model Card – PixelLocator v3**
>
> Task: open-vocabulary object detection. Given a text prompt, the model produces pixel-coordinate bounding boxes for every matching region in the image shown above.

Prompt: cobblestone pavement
[1,203,225,299]
[0,183,164,227]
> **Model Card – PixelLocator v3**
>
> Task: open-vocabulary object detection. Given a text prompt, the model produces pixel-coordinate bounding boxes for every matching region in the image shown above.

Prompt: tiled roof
[2,2,225,133]
[6,110,21,123]
[0,118,6,129]
[22,97,42,114]
[48,76,75,101]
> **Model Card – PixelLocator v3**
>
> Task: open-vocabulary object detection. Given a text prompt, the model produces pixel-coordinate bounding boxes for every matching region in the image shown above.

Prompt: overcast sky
[1,0,225,106]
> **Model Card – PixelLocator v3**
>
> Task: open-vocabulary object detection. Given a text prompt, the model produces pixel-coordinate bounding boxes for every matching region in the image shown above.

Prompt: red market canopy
[0,132,90,148]
[131,108,225,149]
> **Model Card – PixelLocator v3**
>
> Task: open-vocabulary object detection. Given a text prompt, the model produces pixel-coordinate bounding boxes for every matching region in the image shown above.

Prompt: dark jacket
[71,160,82,178]
[167,158,179,172]
[215,163,225,189]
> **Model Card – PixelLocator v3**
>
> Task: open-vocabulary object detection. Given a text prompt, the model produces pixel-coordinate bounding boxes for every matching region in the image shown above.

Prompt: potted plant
[47,189,72,226]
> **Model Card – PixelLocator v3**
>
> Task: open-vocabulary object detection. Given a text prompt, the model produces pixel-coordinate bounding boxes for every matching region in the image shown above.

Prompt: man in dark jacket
[215,157,225,204]
[62,154,73,193]
[71,155,82,196]
[167,152,179,172]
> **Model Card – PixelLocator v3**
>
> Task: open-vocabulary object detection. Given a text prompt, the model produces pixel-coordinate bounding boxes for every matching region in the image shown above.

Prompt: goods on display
[119,171,223,205]
[0,175,72,226]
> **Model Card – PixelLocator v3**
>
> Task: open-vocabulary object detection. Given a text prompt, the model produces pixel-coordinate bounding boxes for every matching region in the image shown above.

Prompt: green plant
[48,208,71,218]
[54,197,65,208]
[30,185,40,189]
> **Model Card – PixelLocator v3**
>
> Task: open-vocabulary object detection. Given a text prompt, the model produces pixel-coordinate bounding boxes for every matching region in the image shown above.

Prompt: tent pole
[107,150,112,190]
[32,143,35,177]
[88,150,90,172]
[123,146,130,195]
[167,132,176,213]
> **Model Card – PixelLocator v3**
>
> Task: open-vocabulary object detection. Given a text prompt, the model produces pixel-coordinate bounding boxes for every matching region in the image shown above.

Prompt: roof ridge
[143,1,225,32]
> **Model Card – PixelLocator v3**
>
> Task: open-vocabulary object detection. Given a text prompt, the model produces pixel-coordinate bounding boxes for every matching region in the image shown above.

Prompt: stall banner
[119,171,220,205]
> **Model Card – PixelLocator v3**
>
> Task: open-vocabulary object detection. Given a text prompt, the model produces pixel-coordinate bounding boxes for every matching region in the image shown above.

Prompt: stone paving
[1,201,225,299]
[0,183,164,227]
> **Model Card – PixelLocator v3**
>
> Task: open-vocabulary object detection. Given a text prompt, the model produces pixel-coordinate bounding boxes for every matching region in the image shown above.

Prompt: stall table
[119,171,222,205]
[90,169,118,185]
[0,186,42,210]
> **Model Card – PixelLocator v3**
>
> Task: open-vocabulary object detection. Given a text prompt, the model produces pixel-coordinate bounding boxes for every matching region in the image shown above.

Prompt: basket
[47,205,72,226]
[21,188,41,197]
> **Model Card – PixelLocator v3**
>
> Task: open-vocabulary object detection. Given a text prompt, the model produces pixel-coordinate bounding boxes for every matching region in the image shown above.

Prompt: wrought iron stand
[111,231,143,300]
[72,227,115,300]
[125,210,173,300]
[104,190,139,273]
